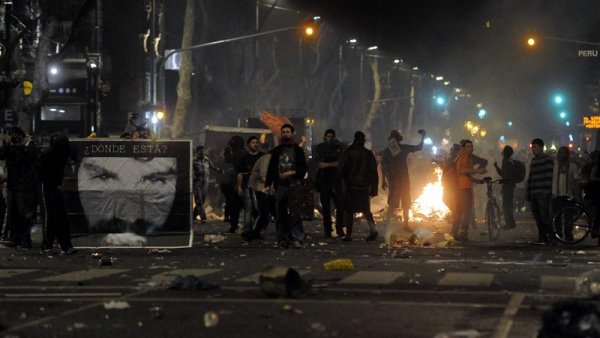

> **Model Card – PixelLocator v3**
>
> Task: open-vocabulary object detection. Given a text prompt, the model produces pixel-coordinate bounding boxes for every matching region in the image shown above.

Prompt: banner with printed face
[64,139,192,248]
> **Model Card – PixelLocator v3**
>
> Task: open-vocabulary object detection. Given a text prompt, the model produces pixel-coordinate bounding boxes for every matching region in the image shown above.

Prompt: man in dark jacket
[494,145,517,230]
[40,133,76,254]
[338,131,378,242]
[265,124,308,249]
[314,129,345,238]
[0,127,40,250]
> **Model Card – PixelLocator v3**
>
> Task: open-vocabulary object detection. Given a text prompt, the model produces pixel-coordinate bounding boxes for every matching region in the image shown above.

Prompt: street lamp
[157,23,318,110]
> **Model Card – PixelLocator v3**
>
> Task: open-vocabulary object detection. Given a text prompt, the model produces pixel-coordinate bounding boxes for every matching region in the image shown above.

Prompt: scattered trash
[91,252,103,259]
[103,300,130,310]
[323,259,354,270]
[575,270,600,297]
[203,311,219,328]
[149,306,163,319]
[488,251,496,255]
[412,227,434,242]
[99,256,112,266]
[204,234,226,243]
[259,266,311,298]
[576,250,587,255]
[168,275,219,291]
[437,268,445,273]
[434,329,482,338]
[538,300,600,338]
[309,322,327,333]
[318,242,328,246]
[147,249,171,254]
[281,304,303,315]
[391,249,412,258]
[73,322,86,329]
[101,233,147,246]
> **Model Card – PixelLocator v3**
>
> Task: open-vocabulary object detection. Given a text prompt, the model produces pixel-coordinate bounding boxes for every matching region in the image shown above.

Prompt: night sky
[292,0,600,139]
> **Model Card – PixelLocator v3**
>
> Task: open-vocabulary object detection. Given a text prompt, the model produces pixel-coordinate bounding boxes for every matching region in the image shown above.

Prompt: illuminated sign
[583,116,600,129]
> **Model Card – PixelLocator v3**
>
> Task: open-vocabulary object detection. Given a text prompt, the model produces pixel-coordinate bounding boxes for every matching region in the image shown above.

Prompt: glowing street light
[527,37,536,46]
[554,95,563,104]
[559,111,567,119]
[435,96,446,106]
[478,109,487,119]
[507,121,513,127]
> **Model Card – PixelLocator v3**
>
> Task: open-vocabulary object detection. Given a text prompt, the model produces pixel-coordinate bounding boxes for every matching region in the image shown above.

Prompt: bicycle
[476,176,504,242]
[552,197,595,244]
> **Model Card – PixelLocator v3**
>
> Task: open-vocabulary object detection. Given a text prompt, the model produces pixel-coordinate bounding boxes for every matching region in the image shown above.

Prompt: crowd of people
[196,124,600,248]
[1,121,599,253]
[0,127,76,254]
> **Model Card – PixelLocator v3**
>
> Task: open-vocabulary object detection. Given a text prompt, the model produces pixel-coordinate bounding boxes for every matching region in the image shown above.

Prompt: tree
[170,0,195,138]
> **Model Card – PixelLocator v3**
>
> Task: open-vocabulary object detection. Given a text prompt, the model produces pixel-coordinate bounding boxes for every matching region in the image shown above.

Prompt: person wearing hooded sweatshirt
[40,133,76,255]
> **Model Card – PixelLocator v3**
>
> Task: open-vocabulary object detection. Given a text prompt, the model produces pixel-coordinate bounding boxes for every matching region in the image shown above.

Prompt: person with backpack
[493,145,524,230]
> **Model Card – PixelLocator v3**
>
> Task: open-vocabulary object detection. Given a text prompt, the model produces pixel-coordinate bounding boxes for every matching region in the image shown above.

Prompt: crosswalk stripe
[150,269,221,284]
[36,269,129,282]
[236,269,311,283]
[339,271,405,285]
[0,269,37,278]
[438,273,494,287]
[540,276,576,291]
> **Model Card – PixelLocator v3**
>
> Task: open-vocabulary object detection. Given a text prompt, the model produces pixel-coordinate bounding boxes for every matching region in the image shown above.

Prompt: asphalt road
[2,214,600,338]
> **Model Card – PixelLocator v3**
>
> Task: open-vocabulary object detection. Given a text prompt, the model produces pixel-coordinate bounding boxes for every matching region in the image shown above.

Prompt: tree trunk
[364,58,381,131]
[171,0,195,138]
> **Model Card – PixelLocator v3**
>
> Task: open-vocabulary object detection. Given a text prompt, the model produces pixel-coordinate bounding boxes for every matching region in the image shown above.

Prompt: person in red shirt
[454,140,487,241]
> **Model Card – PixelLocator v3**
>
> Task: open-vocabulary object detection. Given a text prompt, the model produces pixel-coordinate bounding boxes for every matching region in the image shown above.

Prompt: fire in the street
[410,167,450,222]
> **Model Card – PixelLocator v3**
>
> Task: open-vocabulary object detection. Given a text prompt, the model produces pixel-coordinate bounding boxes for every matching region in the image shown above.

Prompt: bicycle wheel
[486,201,501,242]
[553,205,591,244]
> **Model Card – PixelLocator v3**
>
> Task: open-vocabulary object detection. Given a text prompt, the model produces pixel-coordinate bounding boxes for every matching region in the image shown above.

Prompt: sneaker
[455,233,469,242]
[293,241,304,248]
[341,236,353,242]
[64,247,78,255]
[17,245,31,251]
[501,225,516,230]
[227,227,237,234]
[277,241,289,249]
[40,247,56,255]
[241,232,254,242]
[365,231,378,242]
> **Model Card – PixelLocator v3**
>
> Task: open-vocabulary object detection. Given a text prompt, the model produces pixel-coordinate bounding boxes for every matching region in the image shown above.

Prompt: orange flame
[410,167,450,222]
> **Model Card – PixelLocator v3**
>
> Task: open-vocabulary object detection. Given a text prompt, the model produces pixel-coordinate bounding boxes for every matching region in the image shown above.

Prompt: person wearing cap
[337,131,379,242]
[381,129,425,230]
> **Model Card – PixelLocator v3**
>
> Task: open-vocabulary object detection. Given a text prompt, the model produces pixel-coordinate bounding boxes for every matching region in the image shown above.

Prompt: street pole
[157,26,303,113]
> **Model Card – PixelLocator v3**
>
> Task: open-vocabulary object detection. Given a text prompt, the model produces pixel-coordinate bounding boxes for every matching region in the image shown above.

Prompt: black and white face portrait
[77,157,177,234]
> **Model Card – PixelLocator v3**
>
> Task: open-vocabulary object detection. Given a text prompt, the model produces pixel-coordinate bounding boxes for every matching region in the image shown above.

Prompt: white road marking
[438,272,494,287]
[4,292,122,298]
[36,269,129,282]
[540,276,576,292]
[0,269,37,278]
[492,293,525,338]
[339,271,405,285]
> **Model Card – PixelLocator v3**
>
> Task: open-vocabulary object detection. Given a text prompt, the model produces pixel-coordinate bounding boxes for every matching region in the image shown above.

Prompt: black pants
[6,190,36,247]
[530,193,553,240]
[502,184,516,228]
[220,182,241,228]
[41,184,73,251]
[319,186,344,235]
[252,190,273,234]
